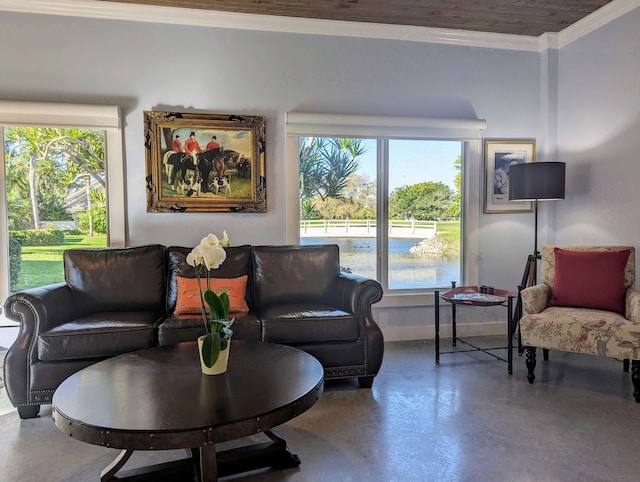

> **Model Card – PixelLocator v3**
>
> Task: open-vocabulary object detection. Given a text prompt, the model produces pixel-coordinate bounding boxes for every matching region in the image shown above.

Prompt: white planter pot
[197,336,230,375]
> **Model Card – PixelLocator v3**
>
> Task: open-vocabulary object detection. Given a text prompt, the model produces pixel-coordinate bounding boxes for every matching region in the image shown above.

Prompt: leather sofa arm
[333,272,383,318]
[333,272,384,381]
[3,283,90,409]
[4,283,91,350]
[520,284,551,314]
[626,289,640,322]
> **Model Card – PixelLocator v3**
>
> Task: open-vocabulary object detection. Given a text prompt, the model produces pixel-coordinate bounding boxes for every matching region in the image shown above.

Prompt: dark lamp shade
[508,162,566,201]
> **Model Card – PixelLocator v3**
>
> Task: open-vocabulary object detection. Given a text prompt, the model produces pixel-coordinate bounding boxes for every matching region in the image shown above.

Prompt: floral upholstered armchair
[519,245,640,402]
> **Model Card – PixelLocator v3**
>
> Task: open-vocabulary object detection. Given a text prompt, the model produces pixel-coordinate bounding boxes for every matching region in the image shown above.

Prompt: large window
[286,113,485,297]
[0,102,125,312]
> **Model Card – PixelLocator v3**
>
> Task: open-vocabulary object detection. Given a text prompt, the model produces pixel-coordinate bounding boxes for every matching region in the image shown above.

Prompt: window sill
[375,290,438,308]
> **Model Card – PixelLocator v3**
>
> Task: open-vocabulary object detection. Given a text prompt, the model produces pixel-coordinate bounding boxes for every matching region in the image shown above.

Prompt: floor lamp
[508,161,566,289]
[508,161,565,355]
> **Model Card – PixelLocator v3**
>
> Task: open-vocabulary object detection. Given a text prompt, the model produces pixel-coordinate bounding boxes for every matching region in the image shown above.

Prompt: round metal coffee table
[52,340,324,481]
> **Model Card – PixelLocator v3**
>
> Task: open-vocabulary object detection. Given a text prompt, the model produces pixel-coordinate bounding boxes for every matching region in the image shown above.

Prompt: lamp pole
[532,199,541,284]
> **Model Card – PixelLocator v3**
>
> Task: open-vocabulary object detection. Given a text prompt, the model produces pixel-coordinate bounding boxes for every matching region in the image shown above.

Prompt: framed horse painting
[483,139,535,214]
[144,111,266,213]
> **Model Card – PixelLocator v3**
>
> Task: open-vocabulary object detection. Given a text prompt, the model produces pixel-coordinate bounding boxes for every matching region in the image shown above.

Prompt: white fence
[300,219,437,239]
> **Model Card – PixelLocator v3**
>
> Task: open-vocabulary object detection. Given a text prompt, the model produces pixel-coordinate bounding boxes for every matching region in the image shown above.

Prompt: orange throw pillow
[175,275,249,315]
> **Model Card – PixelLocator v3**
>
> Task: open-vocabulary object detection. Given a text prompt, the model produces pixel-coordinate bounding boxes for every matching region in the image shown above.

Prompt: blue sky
[357,139,462,191]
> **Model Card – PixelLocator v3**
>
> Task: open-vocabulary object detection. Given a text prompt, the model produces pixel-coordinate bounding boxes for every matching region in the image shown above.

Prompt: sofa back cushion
[64,244,166,312]
[166,245,252,312]
[252,245,340,308]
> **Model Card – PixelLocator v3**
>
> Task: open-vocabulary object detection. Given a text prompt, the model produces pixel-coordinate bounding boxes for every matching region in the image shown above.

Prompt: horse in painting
[163,150,198,190]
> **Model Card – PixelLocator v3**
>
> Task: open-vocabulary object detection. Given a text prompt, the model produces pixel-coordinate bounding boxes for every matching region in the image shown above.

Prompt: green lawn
[13,234,107,291]
[436,220,461,253]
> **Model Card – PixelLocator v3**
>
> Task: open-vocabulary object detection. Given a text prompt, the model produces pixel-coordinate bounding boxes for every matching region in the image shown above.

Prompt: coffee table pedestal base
[101,429,300,482]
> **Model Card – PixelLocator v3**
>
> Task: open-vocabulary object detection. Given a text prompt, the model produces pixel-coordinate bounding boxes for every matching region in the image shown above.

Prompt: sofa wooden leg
[525,347,536,383]
[543,348,549,361]
[631,360,640,403]
[623,359,630,372]
[358,376,374,388]
[17,405,40,419]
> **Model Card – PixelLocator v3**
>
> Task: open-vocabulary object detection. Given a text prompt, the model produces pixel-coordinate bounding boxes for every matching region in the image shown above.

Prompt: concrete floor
[1,338,640,482]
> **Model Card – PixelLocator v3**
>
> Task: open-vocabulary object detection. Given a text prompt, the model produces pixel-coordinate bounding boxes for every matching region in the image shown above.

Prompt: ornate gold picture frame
[144,111,266,213]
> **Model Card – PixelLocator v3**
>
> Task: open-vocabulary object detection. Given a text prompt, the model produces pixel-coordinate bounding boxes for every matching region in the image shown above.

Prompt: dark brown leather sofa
[3,243,384,419]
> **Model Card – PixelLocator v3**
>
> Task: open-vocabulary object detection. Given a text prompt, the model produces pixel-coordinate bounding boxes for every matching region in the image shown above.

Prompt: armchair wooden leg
[543,348,549,361]
[525,347,536,383]
[631,360,640,403]
[623,359,630,372]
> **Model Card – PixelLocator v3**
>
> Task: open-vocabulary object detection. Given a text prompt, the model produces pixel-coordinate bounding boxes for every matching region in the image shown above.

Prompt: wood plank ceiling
[104,0,615,36]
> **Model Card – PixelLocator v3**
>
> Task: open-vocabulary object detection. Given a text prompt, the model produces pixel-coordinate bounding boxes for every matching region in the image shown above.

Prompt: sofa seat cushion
[260,303,358,344]
[38,311,160,361]
[157,312,262,346]
[520,306,640,359]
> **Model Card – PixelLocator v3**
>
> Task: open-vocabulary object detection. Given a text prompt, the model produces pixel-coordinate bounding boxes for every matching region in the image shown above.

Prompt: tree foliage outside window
[8,236,21,291]
[447,155,462,219]
[300,137,460,222]
[299,137,365,218]
[389,181,454,221]
[76,208,107,234]
[3,127,105,231]
[315,174,376,220]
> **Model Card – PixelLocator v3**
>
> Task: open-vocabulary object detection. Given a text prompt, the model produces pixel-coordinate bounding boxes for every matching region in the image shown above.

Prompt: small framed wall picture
[483,139,535,213]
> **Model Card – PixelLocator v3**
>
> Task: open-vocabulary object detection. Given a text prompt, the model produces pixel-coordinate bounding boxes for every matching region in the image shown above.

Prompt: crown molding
[538,33,561,51]
[0,0,637,52]
[556,0,640,48]
[0,0,538,51]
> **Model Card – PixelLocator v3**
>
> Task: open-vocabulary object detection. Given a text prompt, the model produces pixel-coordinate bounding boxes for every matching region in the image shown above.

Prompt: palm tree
[299,137,366,217]
[4,127,105,229]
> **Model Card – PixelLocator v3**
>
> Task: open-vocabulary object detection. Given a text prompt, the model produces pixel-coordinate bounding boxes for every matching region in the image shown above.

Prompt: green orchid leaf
[219,292,231,318]
[201,332,221,368]
[203,289,225,320]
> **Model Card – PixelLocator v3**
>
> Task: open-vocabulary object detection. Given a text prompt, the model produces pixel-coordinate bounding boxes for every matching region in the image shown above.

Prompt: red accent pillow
[175,275,249,315]
[550,248,630,314]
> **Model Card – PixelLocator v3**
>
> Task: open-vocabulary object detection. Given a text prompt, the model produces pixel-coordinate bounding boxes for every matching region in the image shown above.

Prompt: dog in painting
[218,176,231,194]
[175,179,186,195]
[187,179,202,197]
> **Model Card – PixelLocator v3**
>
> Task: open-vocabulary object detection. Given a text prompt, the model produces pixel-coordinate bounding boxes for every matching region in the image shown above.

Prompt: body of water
[301,237,460,290]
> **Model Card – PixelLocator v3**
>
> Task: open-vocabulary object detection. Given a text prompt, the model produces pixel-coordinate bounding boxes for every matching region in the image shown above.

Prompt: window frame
[285,112,486,305]
[0,101,126,304]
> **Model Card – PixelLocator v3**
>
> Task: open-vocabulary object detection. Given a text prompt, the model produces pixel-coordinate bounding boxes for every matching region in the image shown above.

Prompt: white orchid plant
[186,231,234,368]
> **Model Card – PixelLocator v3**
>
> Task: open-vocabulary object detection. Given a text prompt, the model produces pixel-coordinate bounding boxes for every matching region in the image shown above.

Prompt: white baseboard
[381,321,507,343]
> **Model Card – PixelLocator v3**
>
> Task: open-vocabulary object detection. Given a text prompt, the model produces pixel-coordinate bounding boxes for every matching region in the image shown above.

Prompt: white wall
[556,9,640,250]
[0,12,539,247]
[6,8,635,340]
